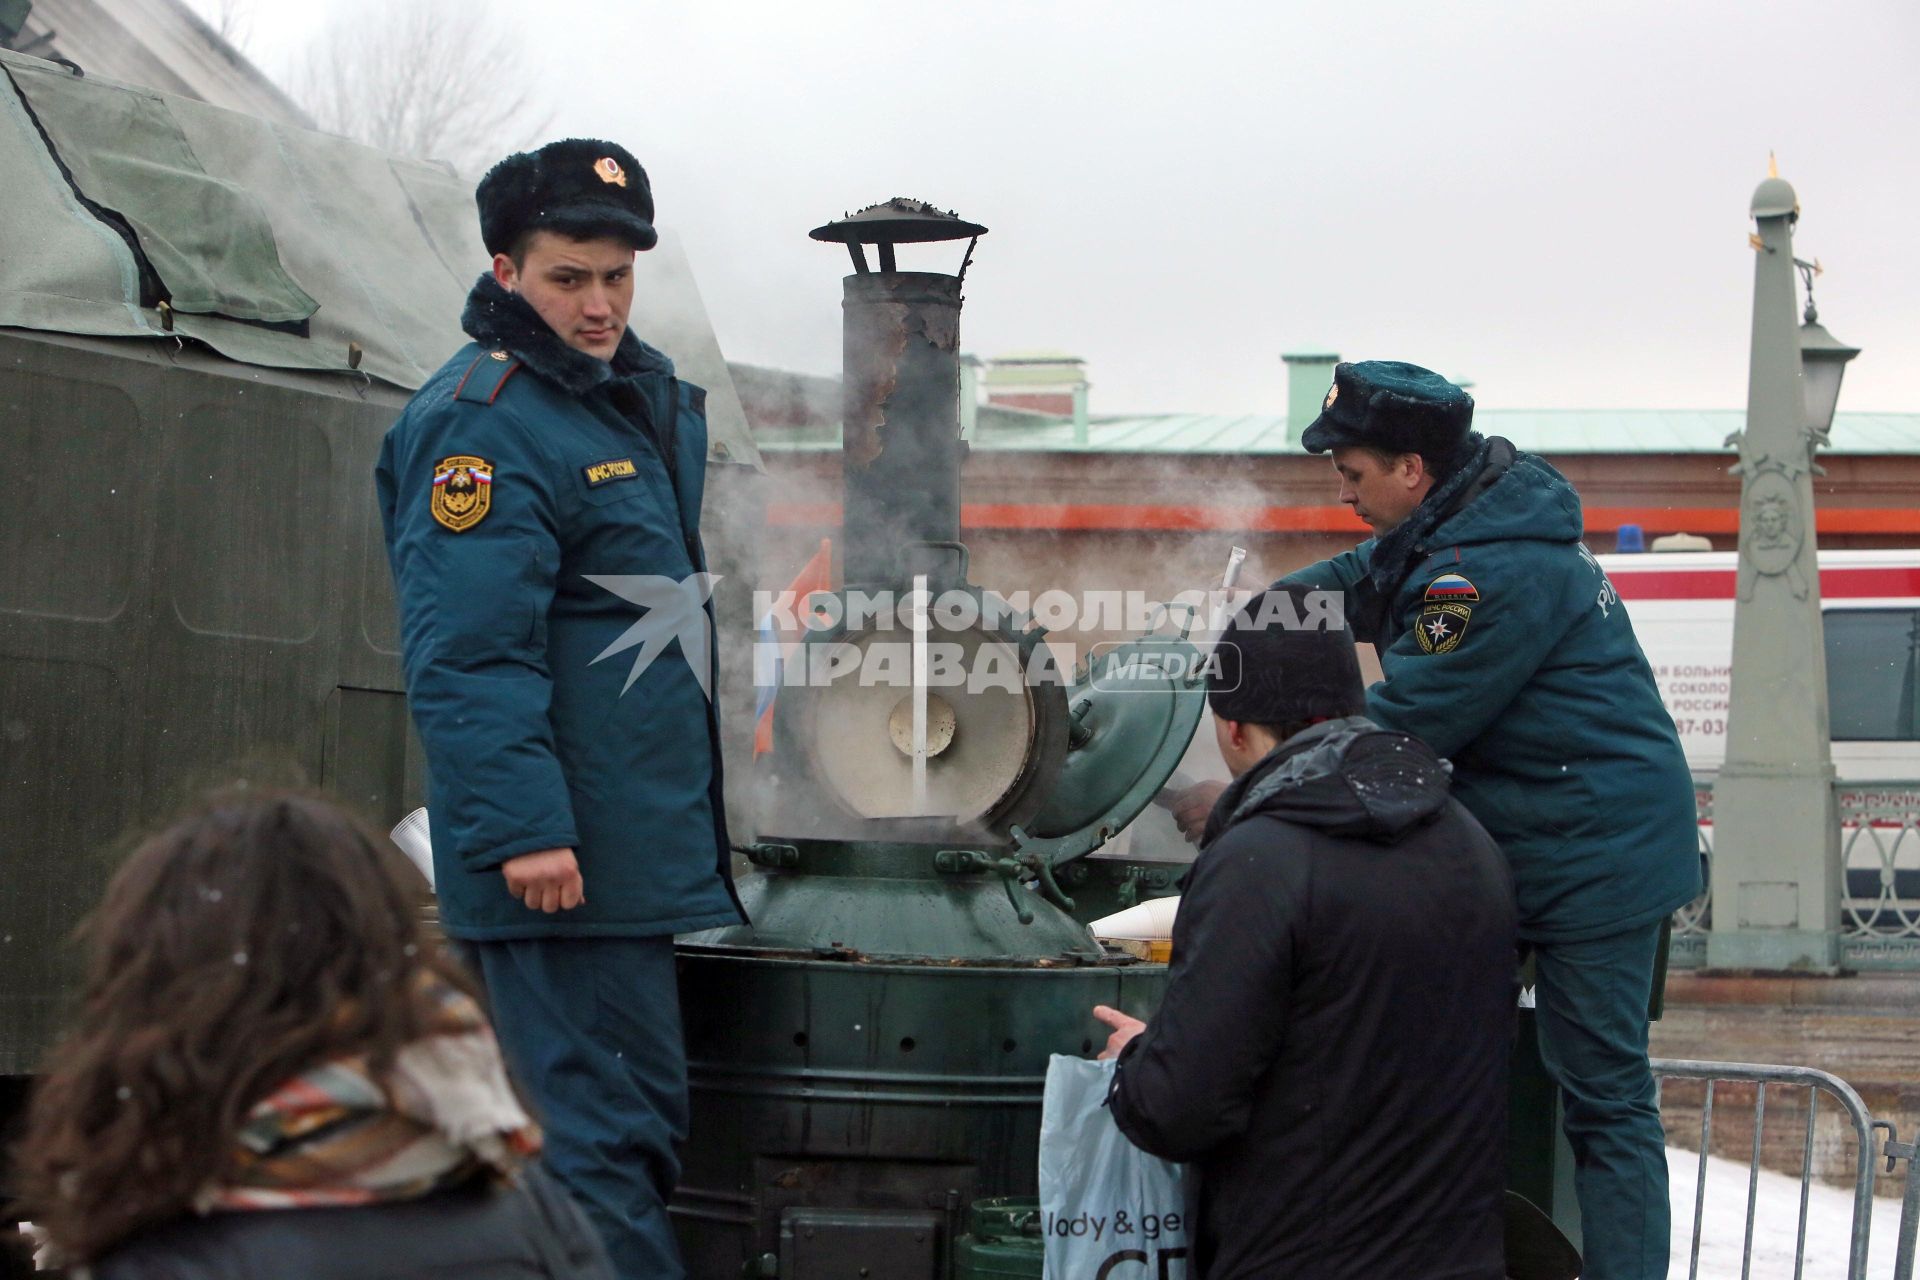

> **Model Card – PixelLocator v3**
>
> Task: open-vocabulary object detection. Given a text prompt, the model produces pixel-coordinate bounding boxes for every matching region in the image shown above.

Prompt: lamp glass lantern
[1799,317,1860,435]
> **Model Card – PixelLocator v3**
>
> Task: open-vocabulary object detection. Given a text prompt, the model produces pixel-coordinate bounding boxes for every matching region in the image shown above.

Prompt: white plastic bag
[1038,1054,1191,1279]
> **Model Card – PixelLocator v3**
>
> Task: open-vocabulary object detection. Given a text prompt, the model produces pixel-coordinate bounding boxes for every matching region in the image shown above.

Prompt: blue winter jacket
[1282,448,1700,942]
[376,276,744,940]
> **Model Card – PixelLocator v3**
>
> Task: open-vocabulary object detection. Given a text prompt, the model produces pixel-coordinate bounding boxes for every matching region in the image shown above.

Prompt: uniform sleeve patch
[582,457,638,487]
[430,455,493,531]
[1416,573,1477,654]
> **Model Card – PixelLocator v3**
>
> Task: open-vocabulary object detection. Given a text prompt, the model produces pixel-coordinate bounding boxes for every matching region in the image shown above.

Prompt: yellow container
[1098,937,1173,963]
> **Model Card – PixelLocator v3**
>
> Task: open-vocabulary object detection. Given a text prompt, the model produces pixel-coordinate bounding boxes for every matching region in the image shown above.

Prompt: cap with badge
[475,137,658,257]
[1299,360,1474,458]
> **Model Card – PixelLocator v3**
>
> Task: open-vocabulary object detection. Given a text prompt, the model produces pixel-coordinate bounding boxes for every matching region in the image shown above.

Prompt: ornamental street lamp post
[1707,164,1861,974]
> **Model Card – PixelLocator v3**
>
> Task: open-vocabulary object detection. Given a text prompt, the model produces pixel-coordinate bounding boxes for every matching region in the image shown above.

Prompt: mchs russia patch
[1416,573,1478,654]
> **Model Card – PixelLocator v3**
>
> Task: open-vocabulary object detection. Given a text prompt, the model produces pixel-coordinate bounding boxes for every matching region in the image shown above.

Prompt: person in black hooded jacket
[1097,585,1518,1280]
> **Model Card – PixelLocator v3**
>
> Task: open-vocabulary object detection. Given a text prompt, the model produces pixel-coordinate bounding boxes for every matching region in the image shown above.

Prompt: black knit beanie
[1208,586,1366,726]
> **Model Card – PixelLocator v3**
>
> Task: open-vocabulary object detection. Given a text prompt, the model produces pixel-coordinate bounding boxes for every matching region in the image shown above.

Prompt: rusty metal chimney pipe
[811,199,987,588]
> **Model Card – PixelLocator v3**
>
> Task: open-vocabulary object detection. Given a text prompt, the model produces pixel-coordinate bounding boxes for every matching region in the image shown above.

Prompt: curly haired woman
[10,789,614,1279]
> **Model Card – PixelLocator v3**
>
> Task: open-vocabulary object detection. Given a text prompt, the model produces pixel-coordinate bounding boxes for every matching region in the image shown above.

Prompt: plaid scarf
[199,976,540,1212]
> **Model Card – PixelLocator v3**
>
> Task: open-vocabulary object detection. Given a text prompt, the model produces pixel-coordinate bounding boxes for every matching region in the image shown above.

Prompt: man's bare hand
[501,847,585,913]
[1092,1004,1147,1061]
[1162,780,1226,844]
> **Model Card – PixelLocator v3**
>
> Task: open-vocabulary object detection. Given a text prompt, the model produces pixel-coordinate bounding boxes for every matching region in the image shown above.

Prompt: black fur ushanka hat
[476,138,658,256]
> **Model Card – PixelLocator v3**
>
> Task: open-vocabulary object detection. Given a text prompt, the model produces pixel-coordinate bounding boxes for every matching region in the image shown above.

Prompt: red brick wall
[985,391,1074,416]
[752,449,1920,621]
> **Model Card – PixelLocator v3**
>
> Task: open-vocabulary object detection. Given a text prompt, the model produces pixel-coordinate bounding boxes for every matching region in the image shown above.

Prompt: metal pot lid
[1013,636,1209,868]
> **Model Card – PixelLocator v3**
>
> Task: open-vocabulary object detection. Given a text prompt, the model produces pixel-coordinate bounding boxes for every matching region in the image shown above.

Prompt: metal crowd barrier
[1884,1124,1920,1280]
[1652,1058,1920,1280]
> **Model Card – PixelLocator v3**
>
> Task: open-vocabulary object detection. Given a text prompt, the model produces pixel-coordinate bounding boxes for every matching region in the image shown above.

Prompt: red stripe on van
[1610,566,1920,601]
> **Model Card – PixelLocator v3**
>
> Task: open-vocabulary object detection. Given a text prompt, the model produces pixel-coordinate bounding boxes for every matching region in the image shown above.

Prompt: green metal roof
[988,348,1084,363]
[982,354,1088,387]
[1473,409,1920,455]
[759,408,1920,456]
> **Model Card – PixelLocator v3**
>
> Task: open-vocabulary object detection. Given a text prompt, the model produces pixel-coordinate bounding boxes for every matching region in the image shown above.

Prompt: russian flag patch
[1424,573,1480,603]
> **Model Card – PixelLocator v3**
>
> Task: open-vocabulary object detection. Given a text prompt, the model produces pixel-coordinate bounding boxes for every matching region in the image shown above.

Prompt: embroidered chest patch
[430,455,493,531]
[1415,573,1479,655]
[582,457,638,487]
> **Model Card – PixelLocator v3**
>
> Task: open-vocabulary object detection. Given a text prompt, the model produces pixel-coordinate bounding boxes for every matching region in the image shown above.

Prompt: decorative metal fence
[1668,780,1920,970]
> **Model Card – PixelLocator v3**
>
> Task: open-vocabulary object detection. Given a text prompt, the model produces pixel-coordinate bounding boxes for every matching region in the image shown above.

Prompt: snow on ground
[1666,1145,1909,1278]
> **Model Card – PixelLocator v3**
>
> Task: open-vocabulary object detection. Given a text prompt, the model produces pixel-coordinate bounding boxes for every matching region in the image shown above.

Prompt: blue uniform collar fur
[460,273,673,395]
[1349,434,1512,639]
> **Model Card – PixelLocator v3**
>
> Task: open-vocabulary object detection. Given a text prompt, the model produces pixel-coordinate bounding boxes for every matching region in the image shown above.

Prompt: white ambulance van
[1599,547,1920,784]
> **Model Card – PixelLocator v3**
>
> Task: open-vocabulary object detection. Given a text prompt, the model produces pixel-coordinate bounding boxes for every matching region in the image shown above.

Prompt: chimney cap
[810,198,987,246]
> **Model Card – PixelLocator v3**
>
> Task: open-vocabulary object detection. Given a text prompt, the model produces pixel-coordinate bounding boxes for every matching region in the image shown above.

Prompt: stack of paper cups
[389,807,435,892]
[1090,897,1180,961]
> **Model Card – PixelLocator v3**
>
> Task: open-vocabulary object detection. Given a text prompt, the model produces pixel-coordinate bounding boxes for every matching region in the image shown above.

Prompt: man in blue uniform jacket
[376,138,744,1280]
[1172,360,1698,1278]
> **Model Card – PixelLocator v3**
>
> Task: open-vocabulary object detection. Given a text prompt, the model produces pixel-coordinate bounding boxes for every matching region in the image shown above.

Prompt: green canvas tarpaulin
[0,48,760,466]
[10,56,319,324]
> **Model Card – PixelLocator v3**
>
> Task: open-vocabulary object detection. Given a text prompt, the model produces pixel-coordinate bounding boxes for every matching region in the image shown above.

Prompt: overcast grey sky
[211,0,1919,416]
